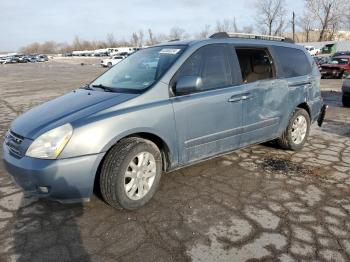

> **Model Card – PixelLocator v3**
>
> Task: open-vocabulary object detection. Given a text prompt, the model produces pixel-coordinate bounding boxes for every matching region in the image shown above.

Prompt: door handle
[228,94,252,102]
[241,95,252,100]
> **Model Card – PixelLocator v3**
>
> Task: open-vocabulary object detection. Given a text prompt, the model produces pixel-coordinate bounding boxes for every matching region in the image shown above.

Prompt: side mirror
[174,76,203,95]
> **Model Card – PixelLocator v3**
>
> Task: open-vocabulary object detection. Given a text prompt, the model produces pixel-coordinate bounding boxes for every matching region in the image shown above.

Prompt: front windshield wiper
[91,84,114,92]
[80,84,93,90]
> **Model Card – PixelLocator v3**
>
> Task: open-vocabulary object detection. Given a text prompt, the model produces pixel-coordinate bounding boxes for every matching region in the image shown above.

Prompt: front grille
[8,131,24,144]
[7,144,22,156]
[5,130,25,158]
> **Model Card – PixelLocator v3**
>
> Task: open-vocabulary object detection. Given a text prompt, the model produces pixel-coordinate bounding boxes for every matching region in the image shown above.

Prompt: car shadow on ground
[321,90,343,107]
[321,119,350,137]
[13,177,90,262]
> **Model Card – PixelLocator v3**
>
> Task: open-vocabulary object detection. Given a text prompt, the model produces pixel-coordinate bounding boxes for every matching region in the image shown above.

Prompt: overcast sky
[0,0,304,51]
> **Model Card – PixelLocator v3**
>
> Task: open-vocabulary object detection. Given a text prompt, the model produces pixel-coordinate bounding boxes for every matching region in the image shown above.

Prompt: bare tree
[40,41,57,53]
[233,18,254,33]
[304,0,348,41]
[242,26,254,34]
[197,24,211,38]
[20,42,41,54]
[138,30,144,47]
[255,0,287,36]
[233,18,239,32]
[215,19,235,32]
[147,29,155,45]
[131,32,139,47]
[72,36,83,50]
[106,33,116,47]
[298,11,314,42]
[155,33,169,43]
[169,27,187,40]
[146,29,165,46]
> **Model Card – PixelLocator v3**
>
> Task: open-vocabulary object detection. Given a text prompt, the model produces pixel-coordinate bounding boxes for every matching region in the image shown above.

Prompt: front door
[171,44,244,164]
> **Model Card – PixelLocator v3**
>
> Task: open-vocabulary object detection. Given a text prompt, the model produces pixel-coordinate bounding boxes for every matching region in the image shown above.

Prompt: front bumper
[2,143,105,203]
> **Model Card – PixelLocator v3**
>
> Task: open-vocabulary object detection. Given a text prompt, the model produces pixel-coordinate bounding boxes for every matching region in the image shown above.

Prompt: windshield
[331,58,349,65]
[91,45,186,92]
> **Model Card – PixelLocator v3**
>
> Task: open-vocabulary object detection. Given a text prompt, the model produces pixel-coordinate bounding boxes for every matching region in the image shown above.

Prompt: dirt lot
[0,59,350,262]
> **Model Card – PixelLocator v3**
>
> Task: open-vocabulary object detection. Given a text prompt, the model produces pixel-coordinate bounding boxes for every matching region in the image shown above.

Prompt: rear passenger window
[235,48,274,83]
[174,44,232,91]
[273,46,311,78]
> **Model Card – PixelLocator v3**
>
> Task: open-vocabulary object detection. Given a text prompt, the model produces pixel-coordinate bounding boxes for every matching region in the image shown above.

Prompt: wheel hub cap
[124,152,156,200]
[291,115,307,145]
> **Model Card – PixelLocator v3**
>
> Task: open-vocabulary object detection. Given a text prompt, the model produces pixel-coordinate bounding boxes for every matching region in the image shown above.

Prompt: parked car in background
[314,56,332,70]
[7,56,19,63]
[17,55,30,63]
[117,52,134,57]
[0,56,17,64]
[27,55,38,62]
[93,49,110,57]
[342,75,350,107]
[305,46,321,56]
[314,56,331,65]
[37,54,48,62]
[320,56,350,78]
[101,55,124,67]
[0,57,10,64]
[3,33,326,210]
[93,52,109,57]
[333,51,350,57]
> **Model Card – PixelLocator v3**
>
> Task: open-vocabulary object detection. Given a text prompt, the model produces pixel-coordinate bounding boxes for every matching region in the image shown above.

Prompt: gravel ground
[0,60,350,262]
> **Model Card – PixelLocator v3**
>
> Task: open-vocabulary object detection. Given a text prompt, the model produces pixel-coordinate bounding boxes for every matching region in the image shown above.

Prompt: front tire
[277,108,310,151]
[100,137,162,210]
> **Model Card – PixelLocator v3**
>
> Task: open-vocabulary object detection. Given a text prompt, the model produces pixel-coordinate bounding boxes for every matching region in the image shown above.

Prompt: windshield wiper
[80,84,93,90]
[91,84,114,92]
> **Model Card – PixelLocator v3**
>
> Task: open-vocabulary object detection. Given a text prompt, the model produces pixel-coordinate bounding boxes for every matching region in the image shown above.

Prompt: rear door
[233,46,289,146]
[271,46,314,120]
[171,44,244,164]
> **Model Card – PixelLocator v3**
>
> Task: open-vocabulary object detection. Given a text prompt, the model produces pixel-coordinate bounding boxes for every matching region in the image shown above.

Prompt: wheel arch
[123,132,172,172]
[296,102,311,118]
[93,131,173,198]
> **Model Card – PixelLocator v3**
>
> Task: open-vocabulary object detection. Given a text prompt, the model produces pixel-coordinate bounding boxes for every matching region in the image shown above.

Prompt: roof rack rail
[209,32,294,43]
[168,39,180,42]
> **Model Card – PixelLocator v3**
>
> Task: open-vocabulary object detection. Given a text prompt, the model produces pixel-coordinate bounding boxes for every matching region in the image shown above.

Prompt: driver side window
[173,44,232,92]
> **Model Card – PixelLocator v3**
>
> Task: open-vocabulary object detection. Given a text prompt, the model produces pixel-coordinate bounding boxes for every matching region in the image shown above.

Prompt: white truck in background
[109,47,139,56]
[100,55,125,67]
[305,46,321,56]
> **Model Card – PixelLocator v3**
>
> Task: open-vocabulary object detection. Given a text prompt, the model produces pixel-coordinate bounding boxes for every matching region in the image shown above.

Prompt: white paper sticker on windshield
[159,48,181,55]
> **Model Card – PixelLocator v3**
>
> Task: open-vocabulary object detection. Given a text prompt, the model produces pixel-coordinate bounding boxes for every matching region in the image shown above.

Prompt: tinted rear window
[273,46,311,78]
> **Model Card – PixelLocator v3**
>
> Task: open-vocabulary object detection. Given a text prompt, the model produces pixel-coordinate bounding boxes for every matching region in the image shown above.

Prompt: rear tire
[100,137,162,210]
[107,62,112,67]
[343,95,350,107]
[277,108,310,151]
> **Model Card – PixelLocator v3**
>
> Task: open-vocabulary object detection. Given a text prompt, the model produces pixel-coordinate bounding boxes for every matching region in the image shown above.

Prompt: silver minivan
[3,33,326,209]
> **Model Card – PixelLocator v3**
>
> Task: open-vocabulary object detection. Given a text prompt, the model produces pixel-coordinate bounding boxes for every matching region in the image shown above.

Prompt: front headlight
[26,123,73,159]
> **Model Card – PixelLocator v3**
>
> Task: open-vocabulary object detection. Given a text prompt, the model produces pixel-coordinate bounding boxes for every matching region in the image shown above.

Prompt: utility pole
[292,11,296,42]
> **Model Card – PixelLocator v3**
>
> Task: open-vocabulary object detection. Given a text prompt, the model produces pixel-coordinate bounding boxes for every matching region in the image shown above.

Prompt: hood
[11,89,138,139]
